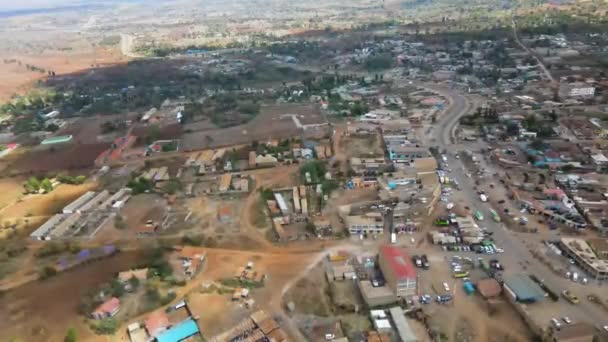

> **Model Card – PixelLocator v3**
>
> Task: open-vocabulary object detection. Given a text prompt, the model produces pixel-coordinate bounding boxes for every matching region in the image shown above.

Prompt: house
[387,146,430,164]
[378,246,417,298]
[476,278,502,299]
[145,310,170,337]
[117,268,148,283]
[155,318,200,342]
[255,154,278,168]
[91,297,120,319]
[217,205,233,222]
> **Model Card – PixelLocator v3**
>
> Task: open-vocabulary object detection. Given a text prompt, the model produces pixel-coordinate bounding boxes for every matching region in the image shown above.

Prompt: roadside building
[503,274,545,303]
[560,237,608,280]
[387,146,430,164]
[550,322,597,342]
[91,297,120,319]
[255,154,278,168]
[378,245,417,298]
[476,278,502,299]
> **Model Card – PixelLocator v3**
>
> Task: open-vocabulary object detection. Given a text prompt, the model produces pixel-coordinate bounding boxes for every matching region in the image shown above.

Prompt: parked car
[443,282,450,292]
[562,317,572,324]
[551,318,562,330]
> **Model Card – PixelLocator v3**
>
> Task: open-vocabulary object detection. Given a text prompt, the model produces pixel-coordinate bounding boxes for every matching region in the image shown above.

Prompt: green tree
[40,178,54,193]
[128,276,140,290]
[91,318,118,335]
[64,328,77,342]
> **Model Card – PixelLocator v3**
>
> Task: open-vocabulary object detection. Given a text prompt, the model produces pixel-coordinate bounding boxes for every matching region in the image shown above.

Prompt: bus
[489,209,501,222]
[474,210,484,221]
[453,271,470,278]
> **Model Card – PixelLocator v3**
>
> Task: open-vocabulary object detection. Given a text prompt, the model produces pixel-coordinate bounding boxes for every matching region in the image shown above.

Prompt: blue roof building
[156,319,200,342]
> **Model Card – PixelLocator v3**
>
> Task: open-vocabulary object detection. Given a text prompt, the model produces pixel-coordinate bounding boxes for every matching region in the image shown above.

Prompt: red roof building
[91,297,120,320]
[378,245,417,298]
[145,310,170,337]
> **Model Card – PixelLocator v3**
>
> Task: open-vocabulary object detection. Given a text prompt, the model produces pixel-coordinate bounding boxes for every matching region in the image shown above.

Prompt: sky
[0,0,83,10]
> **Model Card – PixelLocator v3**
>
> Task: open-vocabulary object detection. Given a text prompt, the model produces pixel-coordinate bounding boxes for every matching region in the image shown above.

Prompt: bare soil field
[2,142,108,174]
[1,183,95,218]
[180,103,324,151]
[0,251,145,342]
[0,47,124,102]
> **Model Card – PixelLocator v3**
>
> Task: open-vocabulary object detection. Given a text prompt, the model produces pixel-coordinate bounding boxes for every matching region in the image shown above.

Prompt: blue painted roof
[156,319,199,342]
[504,274,545,302]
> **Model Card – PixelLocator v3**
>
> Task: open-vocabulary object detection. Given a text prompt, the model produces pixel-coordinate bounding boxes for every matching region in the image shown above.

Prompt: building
[217,205,233,222]
[387,146,430,164]
[550,322,597,342]
[560,238,608,280]
[358,280,397,307]
[503,274,545,303]
[345,214,384,235]
[378,245,417,298]
[350,157,388,175]
[145,310,170,337]
[588,238,608,259]
[388,306,418,342]
[63,191,97,214]
[476,278,502,299]
[156,318,201,342]
[219,173,232,192]
[255,154,278,168]
[117,268,148,283]
[91,297,120,319]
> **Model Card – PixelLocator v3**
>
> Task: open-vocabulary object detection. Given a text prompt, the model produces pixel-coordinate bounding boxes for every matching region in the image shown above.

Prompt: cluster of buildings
[30,188,132,240]
[127,301,203,342]
[210,310,287,342]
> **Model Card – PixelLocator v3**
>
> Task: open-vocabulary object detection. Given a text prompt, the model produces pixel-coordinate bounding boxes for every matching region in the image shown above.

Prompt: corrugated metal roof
[388,306,417,342]
[156,318,199,342]
[504,274,545,302]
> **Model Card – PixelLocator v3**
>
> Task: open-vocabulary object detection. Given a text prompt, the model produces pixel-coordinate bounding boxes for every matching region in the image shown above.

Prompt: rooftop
[156,318,199,342]
[380,245,416,279]
[503,274,545,302]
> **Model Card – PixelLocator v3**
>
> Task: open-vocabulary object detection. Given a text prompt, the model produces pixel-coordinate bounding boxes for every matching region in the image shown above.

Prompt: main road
[431,86,607,327]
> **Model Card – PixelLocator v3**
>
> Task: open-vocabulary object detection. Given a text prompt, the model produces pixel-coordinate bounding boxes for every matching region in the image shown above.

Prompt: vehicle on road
[436,294,453,303]
[453,271,470,278]
[562,317,572,324]
[551,318,562,330]
[421,255,430,269]
[443,282,450,292]
[562,290,579,304]
[489,209,501,222]
[480,194,488,202]
[474,210,484,221]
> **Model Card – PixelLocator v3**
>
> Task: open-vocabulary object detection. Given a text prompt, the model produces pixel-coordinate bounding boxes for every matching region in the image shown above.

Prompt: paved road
[431,87,608,328]
[511,17,555,83]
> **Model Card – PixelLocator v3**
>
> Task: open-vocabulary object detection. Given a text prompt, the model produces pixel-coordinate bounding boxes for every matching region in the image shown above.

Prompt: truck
[453,271,470,278]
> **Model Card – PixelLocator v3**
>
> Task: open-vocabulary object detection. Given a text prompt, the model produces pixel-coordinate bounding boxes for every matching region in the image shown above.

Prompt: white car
[410,237,416,244]
[551,318,561,330]
[495,248,504,253]
[480,194,488,202]
[443,282,450,292]
[562,317,572,324]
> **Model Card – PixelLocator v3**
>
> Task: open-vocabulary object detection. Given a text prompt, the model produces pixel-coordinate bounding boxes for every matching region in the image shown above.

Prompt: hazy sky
[0,0,80,10]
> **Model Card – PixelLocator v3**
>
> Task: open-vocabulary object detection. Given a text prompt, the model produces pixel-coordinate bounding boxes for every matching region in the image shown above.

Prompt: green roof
[41,135,73,145]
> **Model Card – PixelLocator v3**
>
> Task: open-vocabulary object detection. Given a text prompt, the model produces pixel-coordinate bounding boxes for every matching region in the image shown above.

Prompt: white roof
[374,318,392,329]
[370,309,387,318]
[591,153,608,163]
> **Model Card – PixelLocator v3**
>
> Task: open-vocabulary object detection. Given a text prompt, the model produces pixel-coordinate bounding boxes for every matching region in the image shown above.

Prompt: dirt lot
[0,46,124,102]
[0,182,96,238]
[180,103,325,150]
[2,143,108,174]
[0,251,144,342]
[343,133,384,158]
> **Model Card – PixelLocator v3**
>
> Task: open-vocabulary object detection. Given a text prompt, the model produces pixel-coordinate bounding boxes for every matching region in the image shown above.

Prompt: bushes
[90,318,118,335]
[39,265,57,279]
[58,174,86,185]
[35,241,80,258]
